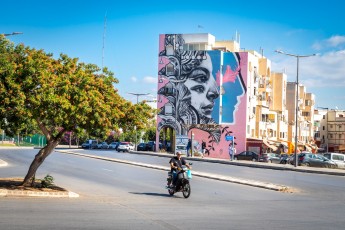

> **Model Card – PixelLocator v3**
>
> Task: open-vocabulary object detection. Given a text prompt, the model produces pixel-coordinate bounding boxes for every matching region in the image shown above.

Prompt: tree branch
[36,117,51,141]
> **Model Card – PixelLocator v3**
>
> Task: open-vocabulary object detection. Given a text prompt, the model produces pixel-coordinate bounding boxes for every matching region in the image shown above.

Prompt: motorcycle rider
[168,151,191,188]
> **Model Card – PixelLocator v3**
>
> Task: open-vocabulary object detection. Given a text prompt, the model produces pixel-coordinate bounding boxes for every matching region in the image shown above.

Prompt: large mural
[157,34,248,159]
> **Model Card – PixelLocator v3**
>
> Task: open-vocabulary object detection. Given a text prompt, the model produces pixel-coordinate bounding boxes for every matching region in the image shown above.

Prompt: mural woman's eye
[193,74,208,83]
[190,85,205,93]
[189,68,209,83]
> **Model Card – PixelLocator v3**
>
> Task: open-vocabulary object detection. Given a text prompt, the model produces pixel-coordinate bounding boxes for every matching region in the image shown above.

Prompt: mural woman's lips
[202,104,214,116]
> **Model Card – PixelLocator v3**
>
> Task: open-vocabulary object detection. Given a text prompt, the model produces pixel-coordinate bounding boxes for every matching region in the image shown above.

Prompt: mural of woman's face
[184,54,219,118]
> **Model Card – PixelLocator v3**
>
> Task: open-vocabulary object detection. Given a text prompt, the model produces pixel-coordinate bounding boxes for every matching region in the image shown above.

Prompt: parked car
[298,153,337,168]
[259,153,281,163]
[117,142,134,152]
[109,142,119,149]
[97,142,109,149]
[137,143,146,151]
[144,141,163,151]
[323,152,345,168]
[279,154,290,164]
[234,151,259,161]
[81,140,97,149]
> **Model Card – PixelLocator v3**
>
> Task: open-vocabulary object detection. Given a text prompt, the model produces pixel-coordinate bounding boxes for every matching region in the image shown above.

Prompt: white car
[323,152,345,168]
[117,142,134,152]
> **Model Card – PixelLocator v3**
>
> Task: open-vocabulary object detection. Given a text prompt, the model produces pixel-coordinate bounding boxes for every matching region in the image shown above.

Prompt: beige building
[316,109,345,152]
[286,82,316,151]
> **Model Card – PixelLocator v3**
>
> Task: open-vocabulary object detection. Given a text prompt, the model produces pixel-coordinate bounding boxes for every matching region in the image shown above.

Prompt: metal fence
[1,133,47,147]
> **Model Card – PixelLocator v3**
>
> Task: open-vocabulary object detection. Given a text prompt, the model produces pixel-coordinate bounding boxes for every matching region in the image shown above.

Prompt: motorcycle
[166,165,192,198]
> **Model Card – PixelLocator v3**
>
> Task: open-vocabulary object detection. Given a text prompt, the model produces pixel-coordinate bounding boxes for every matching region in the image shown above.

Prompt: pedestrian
[229,143,236,161]
[186,139,191,157]
[201,140,206,158]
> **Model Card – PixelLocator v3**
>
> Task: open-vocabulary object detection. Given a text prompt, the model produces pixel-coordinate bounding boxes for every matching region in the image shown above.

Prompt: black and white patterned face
[183,53,219,119]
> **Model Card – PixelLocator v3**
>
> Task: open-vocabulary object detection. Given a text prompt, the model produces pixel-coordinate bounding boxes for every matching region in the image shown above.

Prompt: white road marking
[102,168,113,172]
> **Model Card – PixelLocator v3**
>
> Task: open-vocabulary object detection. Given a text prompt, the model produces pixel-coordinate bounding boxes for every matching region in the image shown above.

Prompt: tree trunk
[21,139,60,187]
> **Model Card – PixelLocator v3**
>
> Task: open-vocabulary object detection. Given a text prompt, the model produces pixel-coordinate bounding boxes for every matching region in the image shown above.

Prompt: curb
[57,150,290,192]
[0,189,79,198]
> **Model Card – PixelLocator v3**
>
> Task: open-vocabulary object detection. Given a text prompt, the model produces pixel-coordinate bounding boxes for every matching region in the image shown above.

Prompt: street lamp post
[275,50,316,167]
[2,32,23,37]
[134,125,137,151]
[127,92,150,104]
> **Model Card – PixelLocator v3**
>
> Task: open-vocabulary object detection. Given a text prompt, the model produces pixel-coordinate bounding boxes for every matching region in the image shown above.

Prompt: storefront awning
[263,139,278,151]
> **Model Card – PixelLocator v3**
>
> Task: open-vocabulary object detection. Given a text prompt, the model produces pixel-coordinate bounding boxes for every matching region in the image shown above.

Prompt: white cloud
[272,49,345,110]
[272,49,345,88]
[312,35,345,50]
[131,76,137,82]
[143,76,157,84]
[326,35,345,47]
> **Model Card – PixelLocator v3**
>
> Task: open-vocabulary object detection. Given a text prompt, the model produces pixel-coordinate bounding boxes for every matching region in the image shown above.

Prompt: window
[302,112,310,117]
[166,63,175,76]
[164,82,175,96]
[164,103,173,115]
[165,87,175,95]
[166,45,174,56]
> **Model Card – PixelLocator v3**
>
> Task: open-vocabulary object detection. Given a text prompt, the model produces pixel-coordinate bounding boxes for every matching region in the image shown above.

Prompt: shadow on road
[129,192,172,197]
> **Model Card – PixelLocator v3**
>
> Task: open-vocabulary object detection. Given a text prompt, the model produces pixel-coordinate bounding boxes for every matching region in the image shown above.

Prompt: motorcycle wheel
[182,183,191,198]
[168,188,174,196]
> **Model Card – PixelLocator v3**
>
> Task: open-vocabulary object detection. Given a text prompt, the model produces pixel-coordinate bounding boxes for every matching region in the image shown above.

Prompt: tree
[117,101,156,141]
[0,36,127,186]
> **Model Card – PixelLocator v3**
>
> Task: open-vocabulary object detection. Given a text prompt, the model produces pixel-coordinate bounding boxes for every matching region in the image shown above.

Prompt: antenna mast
[102,12,107,71]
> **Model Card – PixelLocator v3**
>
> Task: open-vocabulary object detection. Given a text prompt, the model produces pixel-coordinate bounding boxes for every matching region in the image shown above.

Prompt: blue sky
[1,0,345,109]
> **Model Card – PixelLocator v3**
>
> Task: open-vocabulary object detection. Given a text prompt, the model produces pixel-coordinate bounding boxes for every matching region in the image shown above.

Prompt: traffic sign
[225,135,234,141]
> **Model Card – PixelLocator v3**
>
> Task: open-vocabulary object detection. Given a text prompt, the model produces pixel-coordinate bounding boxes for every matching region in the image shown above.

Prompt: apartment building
[316,109,345,152]
[156,33,315,158]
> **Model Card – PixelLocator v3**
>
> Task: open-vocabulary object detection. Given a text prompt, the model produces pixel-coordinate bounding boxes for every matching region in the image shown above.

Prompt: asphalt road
[1,148,345,230]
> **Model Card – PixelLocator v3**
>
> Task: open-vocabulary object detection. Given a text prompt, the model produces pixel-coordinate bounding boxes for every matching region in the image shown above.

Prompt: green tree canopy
[0,36,155,186]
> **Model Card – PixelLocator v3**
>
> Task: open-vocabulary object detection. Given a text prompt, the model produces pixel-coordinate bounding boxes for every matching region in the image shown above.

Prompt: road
[1,148,345,230]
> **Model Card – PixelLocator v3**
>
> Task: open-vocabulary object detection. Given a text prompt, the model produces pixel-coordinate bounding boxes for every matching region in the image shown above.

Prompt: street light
[2,32,23,37]
[275,50,316,167]
[127,92,150,104]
